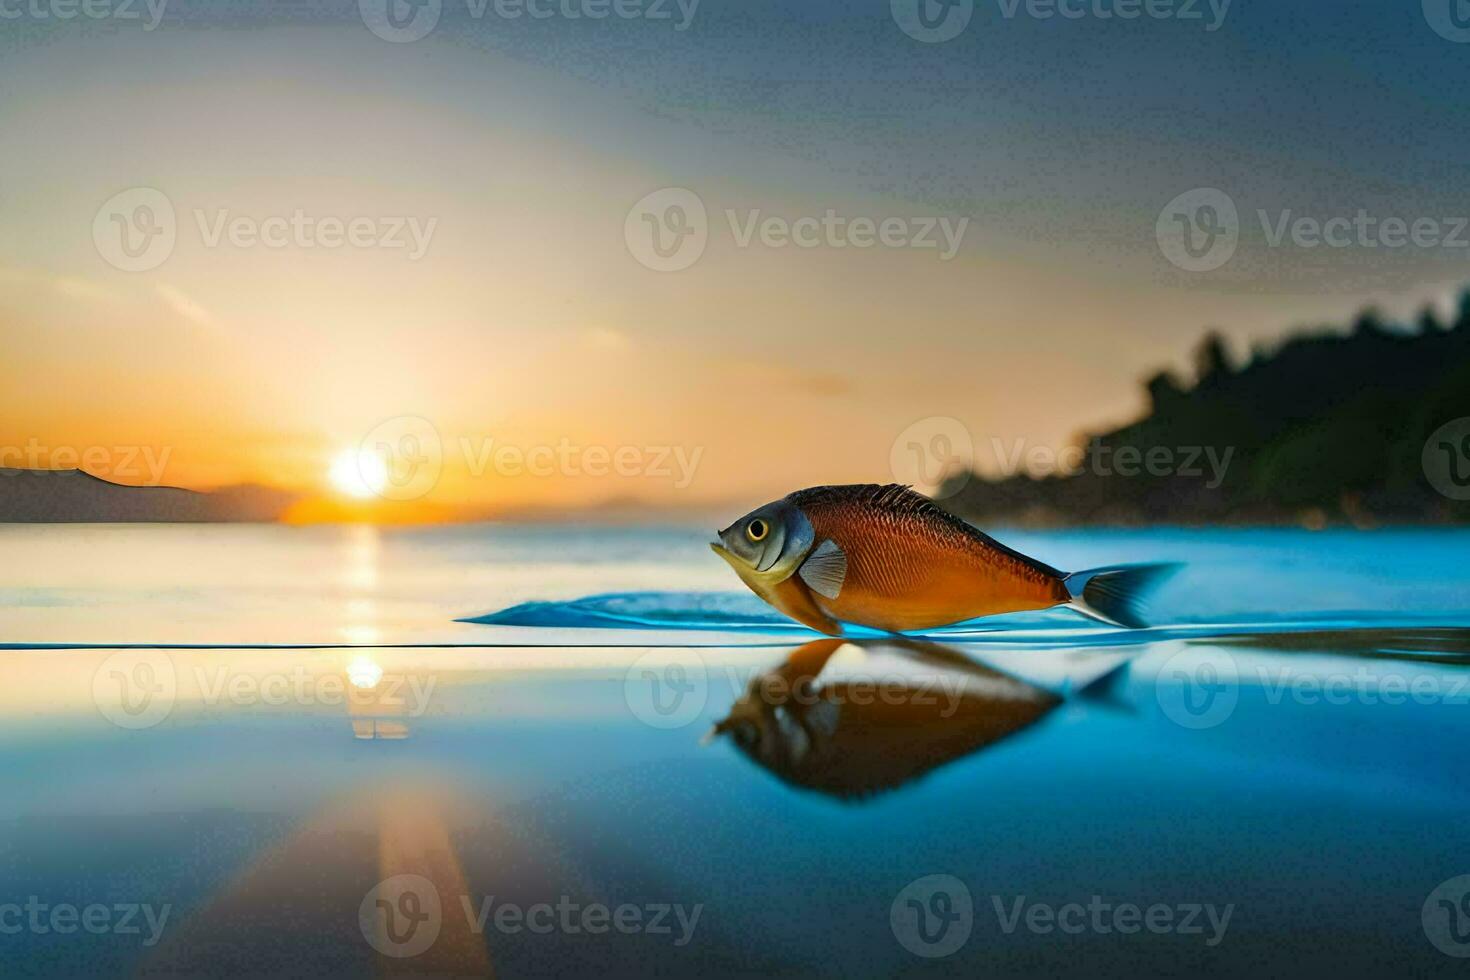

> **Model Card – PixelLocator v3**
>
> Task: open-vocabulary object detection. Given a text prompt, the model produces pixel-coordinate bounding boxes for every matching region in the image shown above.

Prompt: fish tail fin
[1062,562,1180,629]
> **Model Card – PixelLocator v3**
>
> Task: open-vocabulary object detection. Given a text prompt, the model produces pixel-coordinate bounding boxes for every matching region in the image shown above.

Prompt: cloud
[154,283,223,334]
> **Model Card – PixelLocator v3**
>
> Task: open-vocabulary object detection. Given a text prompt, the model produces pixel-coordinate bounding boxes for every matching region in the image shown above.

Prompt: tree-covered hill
[943,293,1470,526]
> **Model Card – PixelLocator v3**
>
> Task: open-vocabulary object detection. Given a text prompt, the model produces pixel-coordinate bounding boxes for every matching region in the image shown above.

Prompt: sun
[329,448,388,499]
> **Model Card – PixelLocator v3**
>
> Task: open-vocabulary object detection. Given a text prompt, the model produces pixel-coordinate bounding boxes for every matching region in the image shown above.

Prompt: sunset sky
[3,0,1468,519]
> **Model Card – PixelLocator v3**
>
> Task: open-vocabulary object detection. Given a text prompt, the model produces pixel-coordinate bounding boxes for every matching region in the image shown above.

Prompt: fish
[710,483,1177,635]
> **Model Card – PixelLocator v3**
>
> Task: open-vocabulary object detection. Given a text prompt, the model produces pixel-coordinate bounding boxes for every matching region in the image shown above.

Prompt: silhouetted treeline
[942,291,1470,527]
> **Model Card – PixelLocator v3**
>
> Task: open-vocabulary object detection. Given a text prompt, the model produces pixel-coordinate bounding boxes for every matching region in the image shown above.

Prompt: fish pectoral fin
[771,576,844,636]
[798,539,848,600]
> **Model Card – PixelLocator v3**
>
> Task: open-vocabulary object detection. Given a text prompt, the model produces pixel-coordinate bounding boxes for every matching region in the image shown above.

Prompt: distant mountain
[942,291,1470,527]
[0,469,297,523]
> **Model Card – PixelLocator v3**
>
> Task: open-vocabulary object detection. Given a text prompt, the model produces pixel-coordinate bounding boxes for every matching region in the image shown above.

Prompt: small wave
[459,590,1185,638]
[454,591,1470,657]
[457,591,807,632]
[458,590,1088,635]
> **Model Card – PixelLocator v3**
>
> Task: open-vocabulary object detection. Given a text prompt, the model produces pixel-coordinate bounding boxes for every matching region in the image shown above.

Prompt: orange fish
[711,484,1175,635]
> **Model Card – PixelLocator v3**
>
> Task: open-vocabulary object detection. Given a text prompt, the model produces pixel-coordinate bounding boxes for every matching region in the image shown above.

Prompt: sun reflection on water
[346,656,384,690]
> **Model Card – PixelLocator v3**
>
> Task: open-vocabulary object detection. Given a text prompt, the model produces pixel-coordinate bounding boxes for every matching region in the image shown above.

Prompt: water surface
[1,524,1468,977]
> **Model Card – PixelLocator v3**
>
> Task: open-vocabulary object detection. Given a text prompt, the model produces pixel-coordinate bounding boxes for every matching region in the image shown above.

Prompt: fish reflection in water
[710,638,1117,800]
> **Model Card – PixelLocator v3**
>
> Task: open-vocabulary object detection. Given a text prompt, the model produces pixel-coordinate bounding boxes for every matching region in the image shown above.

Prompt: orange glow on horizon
[280,495,465,526]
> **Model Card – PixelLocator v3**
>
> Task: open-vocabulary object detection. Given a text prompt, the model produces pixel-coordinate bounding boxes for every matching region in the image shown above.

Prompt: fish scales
[712,483,1173,635]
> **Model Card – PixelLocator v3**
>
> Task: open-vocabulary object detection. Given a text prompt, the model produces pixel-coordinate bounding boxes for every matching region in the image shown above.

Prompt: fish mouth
[709,541,745,570]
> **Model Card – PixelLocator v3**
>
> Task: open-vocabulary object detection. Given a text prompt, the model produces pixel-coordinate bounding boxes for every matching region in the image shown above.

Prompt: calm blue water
[1,523,1469,977]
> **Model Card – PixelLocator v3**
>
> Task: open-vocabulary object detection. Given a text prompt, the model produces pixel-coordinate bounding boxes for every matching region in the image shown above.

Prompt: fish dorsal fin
[799,539,847,600]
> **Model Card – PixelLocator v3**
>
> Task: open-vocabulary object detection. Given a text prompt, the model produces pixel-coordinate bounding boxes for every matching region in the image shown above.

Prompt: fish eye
[746,518,769,542]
